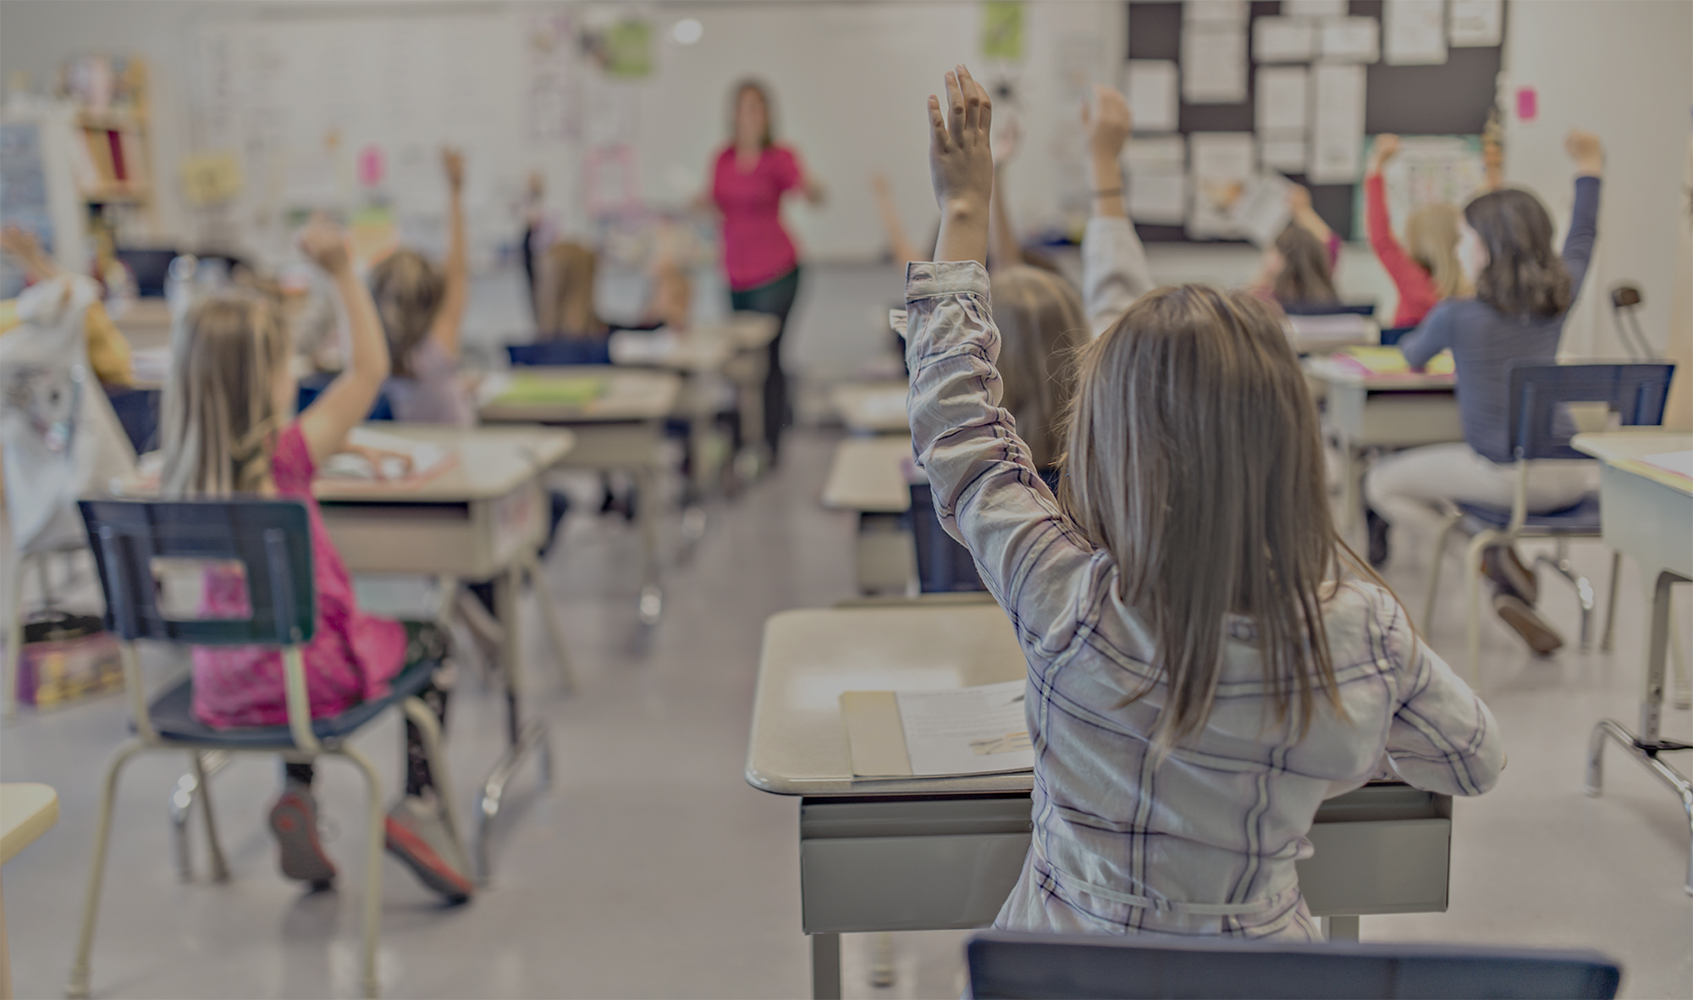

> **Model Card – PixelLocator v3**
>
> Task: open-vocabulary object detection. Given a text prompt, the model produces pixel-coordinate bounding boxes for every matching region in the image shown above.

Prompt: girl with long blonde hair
[908,64,1500,940]
[1364,135,1471,328]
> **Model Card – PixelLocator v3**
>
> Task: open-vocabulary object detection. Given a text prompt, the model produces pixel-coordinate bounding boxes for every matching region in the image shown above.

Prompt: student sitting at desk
[160,217,475,902]
[1365,130,1604,654]
[1251,186,1341,310]
[371,148,473,427]
[1364,136,1470,328]
[907,64,1501,940]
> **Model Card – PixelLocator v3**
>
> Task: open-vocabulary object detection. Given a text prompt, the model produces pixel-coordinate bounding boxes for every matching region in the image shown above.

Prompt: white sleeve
[1082,215,1156,339]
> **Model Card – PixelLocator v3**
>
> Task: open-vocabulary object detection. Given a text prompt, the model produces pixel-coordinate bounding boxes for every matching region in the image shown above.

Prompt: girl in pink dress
[158,218,474,901]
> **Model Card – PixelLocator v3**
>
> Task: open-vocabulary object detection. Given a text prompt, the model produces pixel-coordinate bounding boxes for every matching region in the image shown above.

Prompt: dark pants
[729,267,802,463]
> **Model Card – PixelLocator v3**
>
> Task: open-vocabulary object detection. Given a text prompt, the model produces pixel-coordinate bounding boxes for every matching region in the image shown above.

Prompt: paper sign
[1256,66,1309,133]
[1384,0,1448,66]
[1184,0,1248,23]
[1449,0,1504,46]
[1124,60,1179,133]
[982,1,1025,61]
[1309,63,1366,183]
[1253,17,1316,63]
[1231,171,1294,247]
[1516,87,1538,123]
[1283,0,1347,16]
[1182,25,1248,104]
[1128,170,1188,224]
[1124,134,1187,170]
[1320,16,1381,63]
[1261,136,1308,172]
[1188,132,1256,238]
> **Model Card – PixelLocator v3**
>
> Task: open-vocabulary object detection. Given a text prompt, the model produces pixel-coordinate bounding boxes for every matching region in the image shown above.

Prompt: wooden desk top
[821,437,913,513]
[831,381,910,434]
[314,425,573,504]
[1,783,59,865]
[746,604,1032,797]
[1304,356,1455,391]
[1573,431,1693,498]
[478,367,682,424]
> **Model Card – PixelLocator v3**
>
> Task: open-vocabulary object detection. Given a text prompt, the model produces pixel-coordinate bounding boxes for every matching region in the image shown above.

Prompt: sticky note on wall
[1515,87,1538,123]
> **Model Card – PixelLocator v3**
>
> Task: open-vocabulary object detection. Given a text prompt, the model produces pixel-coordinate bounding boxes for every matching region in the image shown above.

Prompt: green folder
[492,375,605,407]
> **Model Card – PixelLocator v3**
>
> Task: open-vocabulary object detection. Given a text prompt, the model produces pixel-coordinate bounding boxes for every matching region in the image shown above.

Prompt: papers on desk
[842,680,1034,778]
[1329,345,1454,378]
[1641,450,1693,483]
[322,428,454,483]
[481,372,605,408]
[608,328,681,366]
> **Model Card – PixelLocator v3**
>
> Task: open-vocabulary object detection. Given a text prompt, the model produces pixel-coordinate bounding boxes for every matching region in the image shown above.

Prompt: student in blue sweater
[1365,130,1604,654]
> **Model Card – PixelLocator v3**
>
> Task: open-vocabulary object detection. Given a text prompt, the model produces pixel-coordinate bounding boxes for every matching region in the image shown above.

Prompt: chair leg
[1424,511,1464,634]
[401,696,468,870]
[1671,615,1690,712]
[3,552,29,719]
[1536,540,1596,652]
[1600,551,1622,654]
[191,753,230,883]
[524,555,576,695]
[334,746,385,1000]
[65,740,147,1000]
[1463,531,1500,689]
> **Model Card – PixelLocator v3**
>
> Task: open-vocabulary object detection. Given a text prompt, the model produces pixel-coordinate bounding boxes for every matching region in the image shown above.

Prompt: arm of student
[296,221,390,465]
[1363,173,1421,299]
[429,148,470,361]
[1289,185,1334,245]
[1378,595,1504,795]
[1079,86,1153,337]
[1397,303,1453,371]
[1562,173,1602,302]
[871,173,924,269]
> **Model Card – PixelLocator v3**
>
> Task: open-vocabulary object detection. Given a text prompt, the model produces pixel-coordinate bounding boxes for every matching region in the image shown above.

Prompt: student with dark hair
[1365,130,1605,654]
[1250,185,1341,308]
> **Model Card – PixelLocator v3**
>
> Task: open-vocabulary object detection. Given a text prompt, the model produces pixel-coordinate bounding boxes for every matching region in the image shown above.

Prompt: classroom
[0,1,1689,998]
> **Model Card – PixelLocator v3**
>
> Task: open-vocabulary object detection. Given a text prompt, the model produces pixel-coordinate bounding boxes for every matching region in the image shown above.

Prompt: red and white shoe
[384,790,474,903]
[269,781,337,887]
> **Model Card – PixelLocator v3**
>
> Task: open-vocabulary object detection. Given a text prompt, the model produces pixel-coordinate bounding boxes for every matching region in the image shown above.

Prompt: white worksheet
[1124,60,1180,133]
[1129,170,1188,224]
[1124,134,1187,171]
[895,680,1034,777]
[1253,16,1316,63]
[1231,171,1295,247]
[1283,0,1348,16]
[1319,16,1381,63]
[1261,136,1308,172]
[1309,62,1366,183]
[1182,24,1249,104]
[1183,0,1248,24]
[1384,0,1448,65]
[1256,66,1309,133]
[1643,450,1693,481]
[1188,132,1256,238]
[1449,0,1504,46]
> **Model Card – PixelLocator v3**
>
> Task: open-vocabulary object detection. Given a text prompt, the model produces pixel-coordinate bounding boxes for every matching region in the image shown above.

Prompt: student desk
[479,367,681,625]
[1573,431,1693,894]
[830,381,910,435]
[746,604,1456,999]
[314,425,575,883]
[1304,359,1462,531]
[2,782,59,1000]
[821,437,915,594]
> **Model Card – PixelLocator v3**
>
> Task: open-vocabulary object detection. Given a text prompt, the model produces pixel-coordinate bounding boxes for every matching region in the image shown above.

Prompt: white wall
[1499,0,1693,360]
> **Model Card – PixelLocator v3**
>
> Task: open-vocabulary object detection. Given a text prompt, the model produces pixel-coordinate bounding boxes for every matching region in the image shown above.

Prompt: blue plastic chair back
[966,930,1622,1000]
[1282,301,1377,317]
[104,385,161,454]
[1507,362,1675,461]
[78,499,316,647]
[507,340,612,367]
[295,374,393,421]
[1378,325,1416,347]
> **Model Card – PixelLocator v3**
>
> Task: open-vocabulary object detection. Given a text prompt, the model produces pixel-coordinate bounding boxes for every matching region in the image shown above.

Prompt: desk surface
[831,382,910,434]
[609,330,735,372]
[747,604,1032,797]
[717,312,781,350]
[822,437,913,513]
[314,425,573,504]
[1304,356,1455,391]
[1,782,59,865]
[1573,431,1693,497]
[478,367,682,423]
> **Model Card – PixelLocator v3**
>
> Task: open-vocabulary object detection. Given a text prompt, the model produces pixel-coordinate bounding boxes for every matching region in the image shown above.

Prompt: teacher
[705,79,824,466]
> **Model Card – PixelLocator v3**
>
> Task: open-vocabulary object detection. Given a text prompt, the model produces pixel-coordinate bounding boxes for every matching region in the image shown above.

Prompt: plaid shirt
[903,261,1503,939]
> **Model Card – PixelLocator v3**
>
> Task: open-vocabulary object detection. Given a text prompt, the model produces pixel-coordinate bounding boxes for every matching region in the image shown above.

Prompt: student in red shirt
[699,80,824,466]
[1364,135,1471,328]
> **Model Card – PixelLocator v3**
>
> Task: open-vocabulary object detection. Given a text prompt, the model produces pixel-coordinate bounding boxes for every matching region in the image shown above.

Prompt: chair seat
[1457,492,1602,533]
[142,659,440,747]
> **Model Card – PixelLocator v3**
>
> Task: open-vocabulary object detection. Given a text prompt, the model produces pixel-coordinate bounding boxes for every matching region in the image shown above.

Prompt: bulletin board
[1123,0,1506,243]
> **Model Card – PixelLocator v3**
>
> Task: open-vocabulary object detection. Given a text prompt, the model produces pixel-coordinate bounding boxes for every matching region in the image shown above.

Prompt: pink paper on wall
[357,144,386,187]
[1515,87,1538,123]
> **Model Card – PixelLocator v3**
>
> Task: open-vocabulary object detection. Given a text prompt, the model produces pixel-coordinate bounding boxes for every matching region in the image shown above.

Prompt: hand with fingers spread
[928,64,995,267]
[1083,85,1132,219]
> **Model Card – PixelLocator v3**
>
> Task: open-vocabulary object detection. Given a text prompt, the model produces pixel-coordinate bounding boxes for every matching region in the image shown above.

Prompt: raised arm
[1363,136,1422,288]
[870,173,924,269]
[909,64,1093,652]
[1377,591,1504,795]
[1561,129,1604,301]
[1080,84,1155,337]
[429,147,469,360]
[1289,183,1334,246]
[297,218,390,464]
[987,119,1022,271]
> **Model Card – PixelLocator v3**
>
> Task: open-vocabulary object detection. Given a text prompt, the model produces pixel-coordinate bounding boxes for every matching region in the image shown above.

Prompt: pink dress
[192,422,407,728]
[711,144,804,291]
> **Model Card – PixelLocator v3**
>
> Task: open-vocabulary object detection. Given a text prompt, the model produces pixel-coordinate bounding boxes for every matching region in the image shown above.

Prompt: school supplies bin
[13,612,124,709]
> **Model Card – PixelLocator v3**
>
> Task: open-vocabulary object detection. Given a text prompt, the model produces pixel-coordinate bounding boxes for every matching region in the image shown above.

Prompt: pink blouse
[712,144,804,291]
[192,422,407,729]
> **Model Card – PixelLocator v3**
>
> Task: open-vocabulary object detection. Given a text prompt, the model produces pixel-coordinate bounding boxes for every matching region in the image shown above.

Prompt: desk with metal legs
[480,367,681,625]
[1574,431,1693,894]
[820,437,915,594]
[746,604,1457,999]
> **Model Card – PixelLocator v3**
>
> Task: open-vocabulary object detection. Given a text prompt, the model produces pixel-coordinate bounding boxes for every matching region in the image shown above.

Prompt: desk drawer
[1299,817,1451,916]
[802,832,1029,933]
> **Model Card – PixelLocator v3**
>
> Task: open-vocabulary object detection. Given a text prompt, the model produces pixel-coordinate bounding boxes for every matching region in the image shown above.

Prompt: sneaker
[269,781,337,887]
[384,790,474,903]
[1493,593,1564,655]
[1366,509,1391,568]
[1482,546,1539,605]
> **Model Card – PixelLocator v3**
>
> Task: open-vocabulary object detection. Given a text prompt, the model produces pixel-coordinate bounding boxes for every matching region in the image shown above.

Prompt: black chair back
[507,340,612,367]
[1378,325,1417,347]
[78,499,316,647]
[1282,302,1377,317]
[966,931,1622,1000]
[909,482,986,594]
[1506,362,1675,461]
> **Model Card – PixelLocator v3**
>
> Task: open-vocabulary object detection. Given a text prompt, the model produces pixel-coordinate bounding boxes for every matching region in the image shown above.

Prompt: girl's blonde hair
[368,248,444,377]
[992,266,1086,471]
[1403,203,1472,300]
[1061,284,1350,758]
[536,242,606,339]
[159,289,290,497]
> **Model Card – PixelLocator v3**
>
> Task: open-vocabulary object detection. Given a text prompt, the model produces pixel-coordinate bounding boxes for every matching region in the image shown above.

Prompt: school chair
[909,483,986,594]
[1282,301,1379,317]
[103,385,161,455]
[295,373,394,421]
[964,930,1622,1000]
[1422,362,1675,685]
[507,339,613,367]
[1377,325,1416,347]
[67,498,464,1000]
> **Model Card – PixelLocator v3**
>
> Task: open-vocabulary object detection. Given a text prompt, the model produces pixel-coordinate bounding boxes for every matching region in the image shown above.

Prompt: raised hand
[442,147,466,192]
[298,215,352,276]
[1564,129,1603,176]
[1082,84,1133,166]
[992,117,1022,168]
[928,64,994,266]
[1368,134,1401,175]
